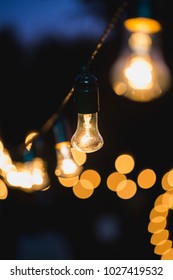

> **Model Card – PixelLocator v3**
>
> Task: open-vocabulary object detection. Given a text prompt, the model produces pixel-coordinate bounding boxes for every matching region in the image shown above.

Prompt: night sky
[0,0,173,260]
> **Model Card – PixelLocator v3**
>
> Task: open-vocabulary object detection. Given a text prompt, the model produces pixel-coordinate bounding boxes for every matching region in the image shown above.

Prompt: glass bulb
[71,113,104,153]
[55,142,82,178]
[110,18,172,102]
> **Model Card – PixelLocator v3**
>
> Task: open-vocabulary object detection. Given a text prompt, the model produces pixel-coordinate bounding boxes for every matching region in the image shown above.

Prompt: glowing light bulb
[110,18,172,102]
[53,117,83,178]
[55,142,82,178]
[71,113,103,153]
[71,66,104,153]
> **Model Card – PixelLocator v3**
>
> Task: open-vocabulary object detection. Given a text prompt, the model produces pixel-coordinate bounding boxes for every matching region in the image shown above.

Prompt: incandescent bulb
[110,18,172,102]
[71,113,103,153]
[71,66,104,153]
[55,142,82,178]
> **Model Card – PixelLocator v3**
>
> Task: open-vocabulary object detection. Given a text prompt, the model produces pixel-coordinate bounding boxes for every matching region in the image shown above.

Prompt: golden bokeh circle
[106,172,127,191]
[137,168,156,189]
[80,169,101,189]
[58,176,79,187]
[116,179,137,199]
[148,189,173,259]
[73,181,94,199]
[115,154,135,174]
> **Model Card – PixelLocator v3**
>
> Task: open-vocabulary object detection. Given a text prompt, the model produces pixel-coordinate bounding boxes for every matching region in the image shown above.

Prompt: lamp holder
[74,66,100,114]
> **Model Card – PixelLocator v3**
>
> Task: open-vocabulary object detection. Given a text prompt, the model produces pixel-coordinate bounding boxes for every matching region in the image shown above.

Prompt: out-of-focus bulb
[71,66,104,153]
[71,113,103,153]
[55,142,82,178]
[110,17,172,102]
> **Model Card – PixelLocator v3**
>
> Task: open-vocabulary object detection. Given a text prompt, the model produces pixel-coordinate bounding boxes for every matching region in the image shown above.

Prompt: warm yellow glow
[6,170,20,187]
[32,168,44,185]
[0,140,4,151]
[150,229,169,245]
[162,192,173,209]
[148,219,167,233]
[25,131,38,151]
[154,204,169,214]
[0,179,8,199]
[71,147,87,166]
[62,159,79,175]
[41,185,51,191]
[71,113,104,153]
[0,152,13,172]
[161,171,173,191]
[161,248,173,260]
[106,172,126,191]
[167,169,173,187]
[73,181,94,199]
[58,176,79,187]
[113,82,127,96]
[154,240,172,255]
[6,159,49,191]
[17,170,33,189]
[151,216,166,224]
[1,163,16,174]
[128,32,152,53]
[116,179,137,199]
[125,57,153,89]
[55,142,82,178]
[149,206,168,220]
[115,154,135,174]
[137,168,156,189]
[110,16,171,102]
[124,17,162,34]
[80,169,101,189]
[154,194,166,207]
[79,179,94,190]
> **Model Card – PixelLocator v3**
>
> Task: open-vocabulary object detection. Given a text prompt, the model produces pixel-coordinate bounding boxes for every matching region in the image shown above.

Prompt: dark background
[0,0,173,260]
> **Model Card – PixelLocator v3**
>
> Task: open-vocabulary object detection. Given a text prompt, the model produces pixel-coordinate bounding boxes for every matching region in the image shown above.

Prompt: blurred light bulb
[71,113,103,153]
[110,17,172,102]
[55,142,82,178]
[71,66,104,153]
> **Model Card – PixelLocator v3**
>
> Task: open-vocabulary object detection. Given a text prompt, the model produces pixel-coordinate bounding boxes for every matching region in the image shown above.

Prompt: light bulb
[110,17,172,102]
[55,142,82,178]
[71,113,103,153]
[71,66,104,153]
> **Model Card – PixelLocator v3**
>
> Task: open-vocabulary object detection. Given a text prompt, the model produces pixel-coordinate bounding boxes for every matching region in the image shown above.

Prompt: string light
[110,17,171,101]
[148,189,173,259]
[0,0,172,259]
[53,117,83,178]
[71,66,104,153]
[0,0,128,191]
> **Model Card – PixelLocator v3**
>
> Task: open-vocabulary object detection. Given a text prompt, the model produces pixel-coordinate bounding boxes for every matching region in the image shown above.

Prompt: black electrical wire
[25,0,129,147]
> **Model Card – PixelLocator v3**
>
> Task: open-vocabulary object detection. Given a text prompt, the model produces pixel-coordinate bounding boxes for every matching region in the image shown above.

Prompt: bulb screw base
[74,66,100,114]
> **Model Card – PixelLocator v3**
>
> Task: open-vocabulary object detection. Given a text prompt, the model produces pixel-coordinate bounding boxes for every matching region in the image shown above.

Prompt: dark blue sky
[0,0,106,45]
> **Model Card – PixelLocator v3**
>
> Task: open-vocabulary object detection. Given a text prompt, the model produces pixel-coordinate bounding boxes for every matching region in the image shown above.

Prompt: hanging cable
[24,0,129,147]
[87,0,128,68]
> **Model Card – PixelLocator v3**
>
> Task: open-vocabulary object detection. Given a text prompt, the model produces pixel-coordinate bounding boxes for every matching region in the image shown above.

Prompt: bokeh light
[71,148,87,166]
[25,131,39,151]
[137,168,156,189]
[107,172,126,191]
[0,178,8,199]
[161,171,173,191]
[115,154,135,174]
[150,229,169,245]
[72,181,94,199]
[116,179,137,199]
[154,240,172,255]
[80,169,101,189]
[58,176,79,187]
[161,248,173,260]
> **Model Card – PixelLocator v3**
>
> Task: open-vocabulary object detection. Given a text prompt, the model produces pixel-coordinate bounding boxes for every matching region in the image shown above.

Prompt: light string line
[87,0,128,68]
[24,0,129,148]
